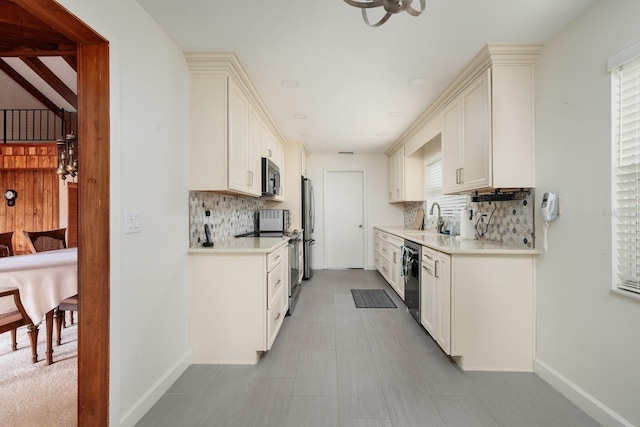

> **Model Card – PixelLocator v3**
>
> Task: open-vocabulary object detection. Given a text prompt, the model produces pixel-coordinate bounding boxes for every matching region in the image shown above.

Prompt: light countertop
[188,236,289,254]
[376,226,540,255]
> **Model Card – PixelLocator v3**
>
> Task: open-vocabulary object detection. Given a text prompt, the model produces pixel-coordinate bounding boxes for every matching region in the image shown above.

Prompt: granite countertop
[376,226,540,255]
[188,236,289,254]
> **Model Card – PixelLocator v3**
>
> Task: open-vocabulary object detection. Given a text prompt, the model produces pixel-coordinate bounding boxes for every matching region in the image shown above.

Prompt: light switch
[125,210,141,234]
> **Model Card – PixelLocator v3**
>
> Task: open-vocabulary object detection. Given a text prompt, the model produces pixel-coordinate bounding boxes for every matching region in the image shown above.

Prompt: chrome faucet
[429,202,445,234]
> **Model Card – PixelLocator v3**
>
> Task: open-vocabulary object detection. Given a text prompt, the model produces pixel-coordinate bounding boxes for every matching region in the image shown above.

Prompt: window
[424,159,467,220]
[612,54,640,296]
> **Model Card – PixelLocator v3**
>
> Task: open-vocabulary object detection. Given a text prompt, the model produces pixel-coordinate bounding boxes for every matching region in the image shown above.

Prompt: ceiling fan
[344,0,426,27]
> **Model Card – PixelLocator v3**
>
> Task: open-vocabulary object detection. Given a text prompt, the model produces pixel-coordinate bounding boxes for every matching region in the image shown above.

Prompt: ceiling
[0,0,77,113]
[137,0,596,154]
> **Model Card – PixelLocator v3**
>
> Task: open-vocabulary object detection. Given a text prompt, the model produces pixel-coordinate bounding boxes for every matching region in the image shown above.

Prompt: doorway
[5,1,111,425]
[325,170,365,269]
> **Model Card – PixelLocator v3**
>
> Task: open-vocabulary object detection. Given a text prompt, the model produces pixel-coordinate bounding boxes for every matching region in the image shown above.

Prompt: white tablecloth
[0,248,77,324]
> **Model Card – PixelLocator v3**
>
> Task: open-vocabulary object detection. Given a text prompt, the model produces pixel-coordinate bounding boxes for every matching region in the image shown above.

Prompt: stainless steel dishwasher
[402,239,421,324]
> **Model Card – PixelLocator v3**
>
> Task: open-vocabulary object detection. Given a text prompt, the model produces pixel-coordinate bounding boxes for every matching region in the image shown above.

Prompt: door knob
[358,225,363,228]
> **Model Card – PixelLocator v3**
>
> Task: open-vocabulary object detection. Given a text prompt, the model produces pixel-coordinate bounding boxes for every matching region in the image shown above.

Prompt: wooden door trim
[9,0,111,425]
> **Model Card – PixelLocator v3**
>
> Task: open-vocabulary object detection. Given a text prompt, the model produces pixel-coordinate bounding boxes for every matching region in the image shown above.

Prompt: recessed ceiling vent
[339,151,354,155]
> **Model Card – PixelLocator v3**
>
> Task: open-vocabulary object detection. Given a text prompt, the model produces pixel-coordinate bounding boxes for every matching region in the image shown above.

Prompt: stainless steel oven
[287,232,302,315]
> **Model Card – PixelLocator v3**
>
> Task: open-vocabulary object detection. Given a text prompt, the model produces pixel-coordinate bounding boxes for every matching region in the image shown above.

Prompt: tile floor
[136,269,600,427]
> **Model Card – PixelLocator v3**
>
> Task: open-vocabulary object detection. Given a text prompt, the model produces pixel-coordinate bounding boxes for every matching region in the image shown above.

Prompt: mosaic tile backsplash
[189,192,266,247]
[403,190,535,248]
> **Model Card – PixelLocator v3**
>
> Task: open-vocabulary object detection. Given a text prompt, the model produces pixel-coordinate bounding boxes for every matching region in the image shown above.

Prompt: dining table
[0,247,77,365]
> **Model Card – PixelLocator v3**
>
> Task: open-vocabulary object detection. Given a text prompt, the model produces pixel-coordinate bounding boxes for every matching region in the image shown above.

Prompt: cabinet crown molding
[386,43,542,156]
[185,51,287,143]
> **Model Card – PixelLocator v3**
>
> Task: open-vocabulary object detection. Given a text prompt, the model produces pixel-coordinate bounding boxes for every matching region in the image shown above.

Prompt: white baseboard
[535,359,632,427]
[119,350,192,427]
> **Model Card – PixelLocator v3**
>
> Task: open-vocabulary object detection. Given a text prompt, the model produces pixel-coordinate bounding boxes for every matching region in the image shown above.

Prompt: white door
[326,171,364,269]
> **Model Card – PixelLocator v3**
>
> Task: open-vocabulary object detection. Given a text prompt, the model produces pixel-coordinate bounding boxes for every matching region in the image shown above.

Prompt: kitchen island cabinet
[189,239,288,364]
[375,226,537,371]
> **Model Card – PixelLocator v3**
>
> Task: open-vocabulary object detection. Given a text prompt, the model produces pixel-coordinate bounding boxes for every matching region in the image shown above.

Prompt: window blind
[425,160,467,219]
[614,55,640,295]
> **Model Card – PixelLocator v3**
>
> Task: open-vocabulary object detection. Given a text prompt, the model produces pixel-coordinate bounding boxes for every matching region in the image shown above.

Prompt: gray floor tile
[139,269,599,427]
[336,328,373,362]
[166,364,220,395]
[335,308,366,330]
[417,352,475,396]
[339,419,393,427]
[293,350,337,396]
[337,361,389,420]
[136,393,197,427]
[284,396,339,427]
[302,320,336,351]
[234,377,294,427]
[432,395,499,427]
[379,374,444,427]
[190,365,259,417]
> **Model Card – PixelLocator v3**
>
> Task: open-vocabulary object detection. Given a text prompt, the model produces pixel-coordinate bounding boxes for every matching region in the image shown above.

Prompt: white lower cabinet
[374,228,404,300]
[189,243,288,364]
[420,248,451,354]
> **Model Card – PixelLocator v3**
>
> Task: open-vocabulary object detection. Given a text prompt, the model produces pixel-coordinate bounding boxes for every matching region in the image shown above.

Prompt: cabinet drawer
[267,246,285,272]
[380,241,392,261]
[267,286,286,349]
[422,247,437,264]
[388,234,403,248]
[374,237,381,253]
[267,259,285,309]
[379,256,391,281]
[374,251,381,271]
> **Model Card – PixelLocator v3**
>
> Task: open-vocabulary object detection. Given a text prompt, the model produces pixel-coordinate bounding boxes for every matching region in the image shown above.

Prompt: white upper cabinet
[387,146,424,203]
[186,52,286,198]
[388,44,541,197]
[442,69,492,194]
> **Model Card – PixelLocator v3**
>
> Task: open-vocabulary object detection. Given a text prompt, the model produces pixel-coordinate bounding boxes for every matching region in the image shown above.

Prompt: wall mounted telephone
[541,192,559,252]
[541,192,559,222]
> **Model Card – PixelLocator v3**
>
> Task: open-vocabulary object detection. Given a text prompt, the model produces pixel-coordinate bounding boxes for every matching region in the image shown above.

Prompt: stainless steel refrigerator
[302,176,315,279]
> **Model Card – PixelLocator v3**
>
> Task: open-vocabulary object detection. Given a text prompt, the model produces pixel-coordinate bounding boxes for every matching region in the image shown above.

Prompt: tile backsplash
[403,190,535,248]
[189,192,266,246]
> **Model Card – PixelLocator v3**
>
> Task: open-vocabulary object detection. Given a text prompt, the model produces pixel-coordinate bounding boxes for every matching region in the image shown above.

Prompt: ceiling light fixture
[344,0,426,27]
[388,112,402,118]
[56,133,78,182]
[281,79,300,88]
[408,77,425,86]
[293,114,308,119]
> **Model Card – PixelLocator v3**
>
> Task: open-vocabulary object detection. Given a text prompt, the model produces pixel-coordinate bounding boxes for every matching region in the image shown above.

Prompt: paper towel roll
[460,209,477,240]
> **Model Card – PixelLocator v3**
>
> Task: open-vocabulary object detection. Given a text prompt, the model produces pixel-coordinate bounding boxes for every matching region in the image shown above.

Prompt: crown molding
[184,51,288,144]
[386,43,543,156]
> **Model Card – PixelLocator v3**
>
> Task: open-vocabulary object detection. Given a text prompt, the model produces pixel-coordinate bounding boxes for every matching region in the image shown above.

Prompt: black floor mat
[350,289,397,308]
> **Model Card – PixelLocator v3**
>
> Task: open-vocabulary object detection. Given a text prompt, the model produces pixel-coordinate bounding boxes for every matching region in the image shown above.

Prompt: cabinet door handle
[424,253,433,261]
[275,279,282,286]
[459,168,464,184]
[393,252,396,263]
[422,264,433,274]
[268,149,272,158]
[275,312,281,320]
[435,260,439,278]
[248,170,254,186]
[382,266,388,273]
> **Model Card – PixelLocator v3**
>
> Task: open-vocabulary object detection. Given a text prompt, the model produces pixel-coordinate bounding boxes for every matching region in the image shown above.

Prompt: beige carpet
[0,320,77,427]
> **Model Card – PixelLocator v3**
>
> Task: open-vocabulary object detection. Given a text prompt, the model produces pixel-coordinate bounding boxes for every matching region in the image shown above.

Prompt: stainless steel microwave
[261,158,280,196]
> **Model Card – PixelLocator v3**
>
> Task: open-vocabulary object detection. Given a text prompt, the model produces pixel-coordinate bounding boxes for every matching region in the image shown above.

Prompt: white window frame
[610,40,640,300]
[424,159,467,225]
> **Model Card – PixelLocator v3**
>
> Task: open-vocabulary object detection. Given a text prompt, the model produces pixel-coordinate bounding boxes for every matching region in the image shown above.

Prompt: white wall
[0,73,47,109]
[306,154,403,270]
[55,1,191,426]
[535,1,640,425]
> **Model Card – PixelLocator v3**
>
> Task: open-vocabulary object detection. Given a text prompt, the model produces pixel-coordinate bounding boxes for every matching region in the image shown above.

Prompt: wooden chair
[0,231,14,257]
[23,228,67,253]
[0,287,37,362]
[23,228,78,344]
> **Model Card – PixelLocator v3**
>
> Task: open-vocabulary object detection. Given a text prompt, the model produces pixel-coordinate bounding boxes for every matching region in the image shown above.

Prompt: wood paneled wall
[0,142,59,254]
